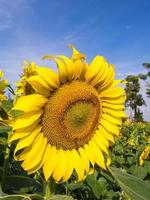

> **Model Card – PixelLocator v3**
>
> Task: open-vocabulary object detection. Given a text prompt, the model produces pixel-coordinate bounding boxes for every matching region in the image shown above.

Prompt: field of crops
[0,120,149,200]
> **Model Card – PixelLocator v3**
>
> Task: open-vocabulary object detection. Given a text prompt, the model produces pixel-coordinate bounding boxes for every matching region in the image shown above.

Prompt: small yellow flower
[139,146,150,166]
[0,70,8,101]
[16,61,36,95]
[147,138,150,143]
[127,138,136,146]
[10,46,126,182]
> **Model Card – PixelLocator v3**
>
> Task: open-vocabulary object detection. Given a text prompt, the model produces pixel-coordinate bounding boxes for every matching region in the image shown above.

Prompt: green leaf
[0,137,7,145]
[130,165,147,179]
[100,170,115,183]
[10,110,24,118]
[4,176,42,194]
[0,125,11,133]
[66,182,85,190]
[1,100,13,111]
[0,193,44,200]
[86,173,103,199]
[143,161,150,174]
[48,195,75,200]
[109,167,150,200]
[0,195,30,200]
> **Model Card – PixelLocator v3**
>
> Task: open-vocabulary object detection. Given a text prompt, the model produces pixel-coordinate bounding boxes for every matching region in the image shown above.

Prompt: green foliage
[125,75,146,121]
[111,122,150,176]
[143,63,150,70]
[109,167,150,200]
[10,110,24,118]
[139,63,150,98]
[86,171,106,199]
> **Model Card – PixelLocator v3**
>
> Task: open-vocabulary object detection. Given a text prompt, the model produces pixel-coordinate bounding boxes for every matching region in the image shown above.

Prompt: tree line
[125,63,150,121]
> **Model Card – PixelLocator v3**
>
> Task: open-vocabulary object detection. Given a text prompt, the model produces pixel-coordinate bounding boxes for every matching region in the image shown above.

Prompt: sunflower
[15,61,36,96]
[0,70,9,123]
[0,70,8,101]
[10,46,126,182]
[139,146,150,166]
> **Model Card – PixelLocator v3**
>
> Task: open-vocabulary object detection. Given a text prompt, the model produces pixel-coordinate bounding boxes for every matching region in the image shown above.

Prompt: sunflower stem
[44,179,56,199]
[1,142,10,192]
[44,181,51,199]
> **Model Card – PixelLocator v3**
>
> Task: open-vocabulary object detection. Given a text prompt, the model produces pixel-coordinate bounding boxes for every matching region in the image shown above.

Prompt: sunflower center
[66,102,92,128]
[42,81,100,150]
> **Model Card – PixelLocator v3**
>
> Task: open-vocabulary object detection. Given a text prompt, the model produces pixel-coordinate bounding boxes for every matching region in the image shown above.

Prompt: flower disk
[10,46,127,183]
[42,81,100,150]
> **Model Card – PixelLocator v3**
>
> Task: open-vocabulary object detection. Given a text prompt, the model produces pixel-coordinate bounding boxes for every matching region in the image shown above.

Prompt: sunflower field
[0,47,150,200]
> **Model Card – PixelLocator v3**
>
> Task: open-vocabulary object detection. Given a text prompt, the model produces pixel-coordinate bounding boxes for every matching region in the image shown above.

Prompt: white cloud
[0,8,12,30]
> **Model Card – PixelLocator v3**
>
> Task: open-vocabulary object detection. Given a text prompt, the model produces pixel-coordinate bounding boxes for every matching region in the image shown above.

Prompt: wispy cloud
[0,0,33,30]
[0,8,12,30]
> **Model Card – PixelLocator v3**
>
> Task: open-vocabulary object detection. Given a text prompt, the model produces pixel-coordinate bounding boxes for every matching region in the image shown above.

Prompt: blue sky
[0,0,149,120]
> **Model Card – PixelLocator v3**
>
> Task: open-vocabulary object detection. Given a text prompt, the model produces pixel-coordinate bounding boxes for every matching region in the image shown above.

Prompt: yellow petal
[69,44,86,61]
[13,110,42,130]
[13,120,40,134]
[27,158,43,174]
[62,150,74,182]
[102,101,125,110]
[79,147,90,173]
[36,66,60,88]
[102,107,127,118]
[0,70,4,78]
[90,139,106,170]
[106,154,111,167]
[43,145,58,181]
[85,56,106,82]
[22,134,47,170]
[56,55,74,81]
[27,76,50,96]
[42,144,51,163]
[95,129,109,147]
[78,62,87,81]
[111,80,127,87]
[100,87,125,98]
[99,118,120,136]
[72,60,86,81]
[9,132,30,143]
[14,126,41,157]
[84,142,96,166]
[71,149,85,181]
[13,94,47,113]
[52,149,67,182]
[102,113,122,125]
[53,57,68,84]
[98,64,115,91]
[101,95,126,104]
[93,133,108,154]
[90,62,109,87]
[16,147,32,161]
[98,125,115,143]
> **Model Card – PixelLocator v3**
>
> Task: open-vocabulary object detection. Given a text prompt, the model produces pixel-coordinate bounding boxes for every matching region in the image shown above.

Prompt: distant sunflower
[0,70,9,122]
[0,70,8,101]
[15,61,36,96]
[139,146,150,166]
[10,46,126,182]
